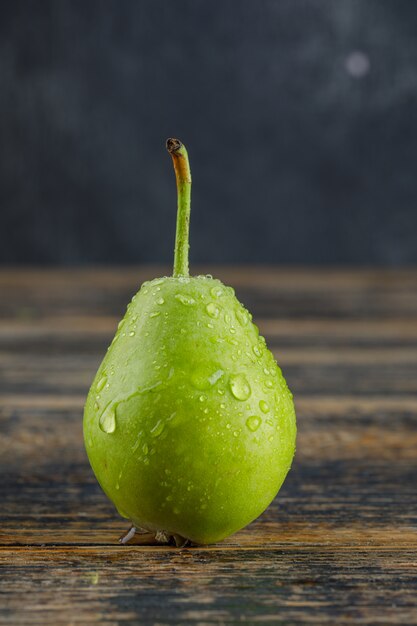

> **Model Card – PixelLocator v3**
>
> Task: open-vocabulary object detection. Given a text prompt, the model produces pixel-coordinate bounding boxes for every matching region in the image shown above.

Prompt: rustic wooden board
[1,267,416,624]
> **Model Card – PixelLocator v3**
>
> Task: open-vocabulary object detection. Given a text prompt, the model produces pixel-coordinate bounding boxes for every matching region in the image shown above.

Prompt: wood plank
[1,546,416,625]
[2,267,417,320]
[2,316,417,344]
[1,266,417,289]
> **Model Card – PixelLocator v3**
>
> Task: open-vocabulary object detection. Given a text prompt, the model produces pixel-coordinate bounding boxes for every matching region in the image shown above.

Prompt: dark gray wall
[1,0,417,265]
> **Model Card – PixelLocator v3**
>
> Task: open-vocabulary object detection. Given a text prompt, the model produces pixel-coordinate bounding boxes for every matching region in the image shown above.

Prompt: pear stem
[166,138,192,277]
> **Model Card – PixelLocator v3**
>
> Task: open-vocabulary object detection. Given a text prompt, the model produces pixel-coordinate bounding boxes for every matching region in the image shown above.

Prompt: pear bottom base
[119,525,191,548]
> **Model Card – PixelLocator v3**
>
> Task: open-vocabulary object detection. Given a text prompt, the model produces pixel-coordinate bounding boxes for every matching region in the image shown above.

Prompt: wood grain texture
[1,267,416,624]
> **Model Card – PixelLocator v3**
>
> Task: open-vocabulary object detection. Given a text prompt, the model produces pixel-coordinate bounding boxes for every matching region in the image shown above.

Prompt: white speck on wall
[345,51,370,78]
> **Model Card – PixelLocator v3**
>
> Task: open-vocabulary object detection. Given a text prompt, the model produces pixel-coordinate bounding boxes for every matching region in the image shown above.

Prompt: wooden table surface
[1,267,417,625]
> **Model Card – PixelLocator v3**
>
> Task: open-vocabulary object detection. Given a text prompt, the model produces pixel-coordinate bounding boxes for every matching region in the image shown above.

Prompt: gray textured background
[1,0,416,265]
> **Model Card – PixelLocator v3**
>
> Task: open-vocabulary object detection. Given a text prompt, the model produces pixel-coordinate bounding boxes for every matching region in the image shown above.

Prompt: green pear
[83,139,296,545]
